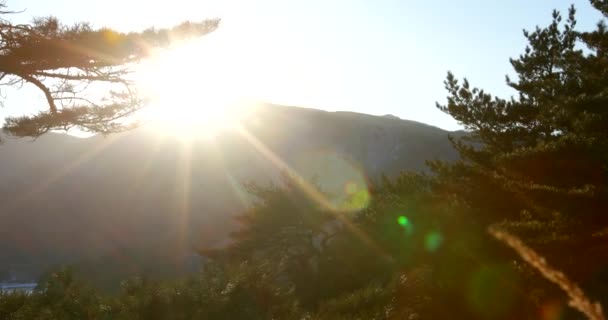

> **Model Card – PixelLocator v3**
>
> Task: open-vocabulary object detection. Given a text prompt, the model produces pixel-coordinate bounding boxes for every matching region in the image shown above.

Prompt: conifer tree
[433,1,608,282]
[0,2,218,138]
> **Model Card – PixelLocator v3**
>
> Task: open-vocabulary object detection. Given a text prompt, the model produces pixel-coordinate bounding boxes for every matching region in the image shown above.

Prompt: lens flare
[293,152,371,213]
[341,180,371,211]
[234,124,390,260]
[397,215,409,226]
[540,300,565,320]
[397,215,414,235]
[134,33,257,140]
[467,264,519,318]
[425,231,443,252]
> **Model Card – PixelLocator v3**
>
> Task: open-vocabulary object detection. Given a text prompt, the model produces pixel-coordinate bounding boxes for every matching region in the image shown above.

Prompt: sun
[135,34,254,139]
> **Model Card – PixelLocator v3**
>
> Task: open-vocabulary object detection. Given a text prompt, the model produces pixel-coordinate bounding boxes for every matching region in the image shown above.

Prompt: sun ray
[203,139,255,210]
[233,124,390,260]
[134,33,255,140]
[224,172,254,209]
[125,133,169,195]
[173,139,193,263]
[132,28,389,260]
[4,133,124,214]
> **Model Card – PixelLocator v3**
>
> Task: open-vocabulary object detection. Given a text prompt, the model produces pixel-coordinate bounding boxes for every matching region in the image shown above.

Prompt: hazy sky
[3,0,606,130]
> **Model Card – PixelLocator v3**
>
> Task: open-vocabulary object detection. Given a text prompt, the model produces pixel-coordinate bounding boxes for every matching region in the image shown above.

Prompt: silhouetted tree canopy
[0,2,219,138]
[432,1,608,315]
[3,1,608,319]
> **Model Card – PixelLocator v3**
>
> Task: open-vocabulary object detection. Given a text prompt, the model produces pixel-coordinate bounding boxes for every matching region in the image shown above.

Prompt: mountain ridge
[0,103,461,284]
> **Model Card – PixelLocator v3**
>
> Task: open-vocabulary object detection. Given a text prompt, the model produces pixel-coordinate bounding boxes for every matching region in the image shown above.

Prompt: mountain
[0,104,461,286]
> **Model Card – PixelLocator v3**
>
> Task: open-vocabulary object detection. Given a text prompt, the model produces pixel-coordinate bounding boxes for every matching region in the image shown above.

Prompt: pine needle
[488,226,605,320]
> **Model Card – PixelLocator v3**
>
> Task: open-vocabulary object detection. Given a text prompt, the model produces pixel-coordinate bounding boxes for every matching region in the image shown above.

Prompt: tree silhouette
[433,1,608,314]
[0,2,219,138]
[200,179,337,309]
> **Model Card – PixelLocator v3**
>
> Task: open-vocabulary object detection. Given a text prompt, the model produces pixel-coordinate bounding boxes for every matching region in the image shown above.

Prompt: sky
[2,0,606,131]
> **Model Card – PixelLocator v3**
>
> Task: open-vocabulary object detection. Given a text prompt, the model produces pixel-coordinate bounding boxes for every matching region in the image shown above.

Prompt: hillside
[0,104,460,284]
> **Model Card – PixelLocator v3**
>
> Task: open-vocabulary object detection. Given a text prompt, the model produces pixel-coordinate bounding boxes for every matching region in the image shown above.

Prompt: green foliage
[315,280,396,320]
[3,1,608,319]
[434,0,608,253]
[0,267,105,319]
[0,264,302,320]
[432,0,608,317]
[434,3,608,229]
[0,292,28,320]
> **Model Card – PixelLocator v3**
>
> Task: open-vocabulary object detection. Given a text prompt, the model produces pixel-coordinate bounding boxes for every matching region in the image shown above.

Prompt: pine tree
[0,3,218,138]
[199,178,338,310]
[433,1,608,291]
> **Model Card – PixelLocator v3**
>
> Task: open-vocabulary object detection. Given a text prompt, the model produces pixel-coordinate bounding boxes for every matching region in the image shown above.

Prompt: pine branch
[488,226,605,320]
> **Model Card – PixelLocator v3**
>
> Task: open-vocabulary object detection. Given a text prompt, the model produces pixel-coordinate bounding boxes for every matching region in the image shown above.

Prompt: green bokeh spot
[467,264,519,318]
[345,182,359,194]
[425,231,443,252]
[340,185,370,211]
[397,215,414,235]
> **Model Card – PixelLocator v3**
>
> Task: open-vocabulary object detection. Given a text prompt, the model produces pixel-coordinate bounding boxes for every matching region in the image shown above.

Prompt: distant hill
[0,103,461,286]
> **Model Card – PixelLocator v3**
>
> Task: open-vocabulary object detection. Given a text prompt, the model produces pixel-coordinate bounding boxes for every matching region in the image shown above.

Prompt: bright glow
[397,215,409,226]
[135,33,257,139]
[425,231,443,252]
[397,215,414,235]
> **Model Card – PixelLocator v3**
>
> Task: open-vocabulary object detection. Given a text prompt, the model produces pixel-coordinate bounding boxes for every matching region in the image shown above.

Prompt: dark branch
[0,8,220,138]
[18,73,57,113]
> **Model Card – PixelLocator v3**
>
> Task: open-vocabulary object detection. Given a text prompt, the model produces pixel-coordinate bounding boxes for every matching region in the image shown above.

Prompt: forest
[1,1,608,319]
